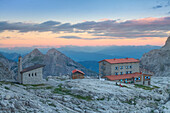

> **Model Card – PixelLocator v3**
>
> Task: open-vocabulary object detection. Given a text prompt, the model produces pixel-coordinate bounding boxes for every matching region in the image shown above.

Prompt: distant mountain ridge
[141,36,170,76]
[22,48,98,77]
[96,45,161,59]
[0,45,161,62]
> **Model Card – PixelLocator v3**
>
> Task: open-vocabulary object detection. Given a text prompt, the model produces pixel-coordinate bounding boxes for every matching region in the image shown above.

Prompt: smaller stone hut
[72,69,85,79]
[17,56,45,84]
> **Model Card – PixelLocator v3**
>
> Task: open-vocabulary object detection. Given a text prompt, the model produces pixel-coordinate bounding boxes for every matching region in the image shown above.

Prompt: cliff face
[22,48,97,77]
[140,36,170,76]
[0,54,17,81]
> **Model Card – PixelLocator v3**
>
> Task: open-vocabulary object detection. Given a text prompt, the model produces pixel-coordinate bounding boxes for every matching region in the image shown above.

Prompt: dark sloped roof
[20,64,45,73]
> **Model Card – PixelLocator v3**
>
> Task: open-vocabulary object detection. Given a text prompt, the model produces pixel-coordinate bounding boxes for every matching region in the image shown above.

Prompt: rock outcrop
[0,54,17,81]
[140,36,170,76]
[0,78,170,112]
[22,48,97,77]
[162,36,170,49]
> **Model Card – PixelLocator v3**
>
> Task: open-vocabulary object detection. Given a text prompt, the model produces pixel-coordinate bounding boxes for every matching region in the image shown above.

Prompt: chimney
[17,56,22,83]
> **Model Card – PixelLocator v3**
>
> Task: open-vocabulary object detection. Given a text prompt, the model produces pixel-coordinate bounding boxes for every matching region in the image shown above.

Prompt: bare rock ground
[0,77,170,113]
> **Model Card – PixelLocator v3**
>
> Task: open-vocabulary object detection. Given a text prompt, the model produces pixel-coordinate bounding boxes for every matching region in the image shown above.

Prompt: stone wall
[99,61,111,77]
[99,61,139,77]
[22,67,43,84]
[111,62,139,75]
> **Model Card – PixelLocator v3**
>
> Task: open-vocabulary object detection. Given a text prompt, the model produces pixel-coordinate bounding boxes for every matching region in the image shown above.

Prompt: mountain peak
[162,36,170,49]
[30,48,43,56]
[46,48,62,55]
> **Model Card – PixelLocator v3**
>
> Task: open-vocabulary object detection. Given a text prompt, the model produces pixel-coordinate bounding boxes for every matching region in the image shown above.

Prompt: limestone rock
[4,95,11,100]
[162,36,170,49]
[0,54,16,81]
[140,36,170,76]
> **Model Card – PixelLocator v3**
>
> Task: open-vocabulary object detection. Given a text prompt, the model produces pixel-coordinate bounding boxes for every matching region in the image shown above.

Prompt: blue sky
[0,0,170,47]
[0,0,169,23]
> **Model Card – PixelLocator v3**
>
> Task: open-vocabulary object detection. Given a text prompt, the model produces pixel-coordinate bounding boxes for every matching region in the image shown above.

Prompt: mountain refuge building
[72,69,85,79]
[99,58,152,85]
[17,56,45,84]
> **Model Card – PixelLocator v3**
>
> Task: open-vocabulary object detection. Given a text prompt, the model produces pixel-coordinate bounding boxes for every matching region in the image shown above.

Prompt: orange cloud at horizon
[0,30,167,48]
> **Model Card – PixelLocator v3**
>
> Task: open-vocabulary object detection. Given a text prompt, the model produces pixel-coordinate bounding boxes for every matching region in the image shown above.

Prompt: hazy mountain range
[0,45,160,72]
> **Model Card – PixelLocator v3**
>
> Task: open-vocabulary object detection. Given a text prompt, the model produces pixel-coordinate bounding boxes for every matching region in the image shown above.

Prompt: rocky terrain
[0,77,170,113]
[22,48,98,77]
[0,54,17,81]
[141,36,170,76]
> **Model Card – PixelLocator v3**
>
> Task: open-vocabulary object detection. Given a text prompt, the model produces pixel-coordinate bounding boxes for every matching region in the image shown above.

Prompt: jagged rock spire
[162,36,170,49]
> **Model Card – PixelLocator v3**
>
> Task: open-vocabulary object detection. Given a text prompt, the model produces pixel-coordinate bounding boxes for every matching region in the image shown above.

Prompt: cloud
[59,36,82,39]
[0,16,170,39]
[153,5,163,9]
[0,20,63,32]
[0,36,11,40]
[57,36,123,40]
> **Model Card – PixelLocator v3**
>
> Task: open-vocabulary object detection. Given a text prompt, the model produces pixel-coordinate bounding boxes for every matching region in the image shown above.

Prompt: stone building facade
[99,58,140,77]
[17,56,45,84]
[99,58,152,85]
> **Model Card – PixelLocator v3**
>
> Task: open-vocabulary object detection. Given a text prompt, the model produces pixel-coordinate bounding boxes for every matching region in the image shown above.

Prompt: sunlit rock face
[140,36,170,76]
[162,36,170,50]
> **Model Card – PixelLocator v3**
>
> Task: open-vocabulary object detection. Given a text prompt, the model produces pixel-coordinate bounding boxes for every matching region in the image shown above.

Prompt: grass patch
[121,98,137,105]
[48,103,56,107]
[28,86,54,90]
[0,81,15,85]
[45,86,53,89]
[22,84,46,87]
[4,86,10,90]
[134,84,155,90]
[97,97,105,101]
[152,86,160,89]
[53,84,92,101]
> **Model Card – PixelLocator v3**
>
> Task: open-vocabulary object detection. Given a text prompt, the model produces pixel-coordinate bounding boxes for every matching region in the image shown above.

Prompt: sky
[0,0,170,47]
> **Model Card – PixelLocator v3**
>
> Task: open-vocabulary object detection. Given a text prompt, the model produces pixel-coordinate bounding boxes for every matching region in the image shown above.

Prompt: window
[138,77,140,80]
[130,71,132,74]
[115,67,118,70]
[126,71,128,74]
[120,66,123,69]
[120,72,123,75]
[126,66,128,69]
[115,72,118,75]
[129,66,132,68]
[29,74,30,77]
[35,73,37,76]
[32,73,33,76]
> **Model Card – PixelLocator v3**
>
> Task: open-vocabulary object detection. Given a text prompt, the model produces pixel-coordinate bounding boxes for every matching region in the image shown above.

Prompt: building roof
[72,69,85,75]
[103,72,142,81]
[99,58,140,64]
[20,64,45,73]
